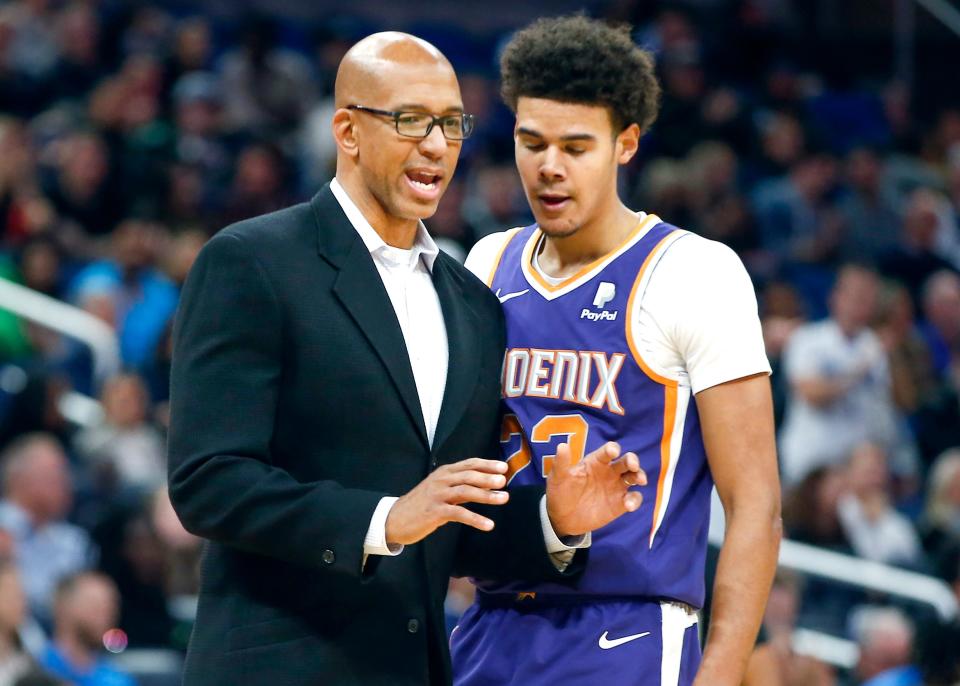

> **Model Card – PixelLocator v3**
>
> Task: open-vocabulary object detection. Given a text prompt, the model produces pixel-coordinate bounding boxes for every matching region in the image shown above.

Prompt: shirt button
[407,618,420,634]
[321,549,336,565]
[430,459,438,470]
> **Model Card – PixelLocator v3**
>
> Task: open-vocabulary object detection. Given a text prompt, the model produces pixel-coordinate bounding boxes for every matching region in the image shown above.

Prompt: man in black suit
[168,32,644,686]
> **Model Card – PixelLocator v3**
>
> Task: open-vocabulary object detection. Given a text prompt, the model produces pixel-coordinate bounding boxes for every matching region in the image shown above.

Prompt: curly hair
[500,15,661,134]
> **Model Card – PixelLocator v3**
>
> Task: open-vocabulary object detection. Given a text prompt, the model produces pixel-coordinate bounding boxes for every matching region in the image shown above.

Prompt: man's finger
[445,458,508,474]
[624,491,643,512]
[446,484,510,506]
[444,470,508,490]
[443,504,495,531]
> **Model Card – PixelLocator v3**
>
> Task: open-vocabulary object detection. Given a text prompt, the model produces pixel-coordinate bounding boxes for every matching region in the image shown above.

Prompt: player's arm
[742,643,784,686]
[648,238,781,686]
[694,373,781,686]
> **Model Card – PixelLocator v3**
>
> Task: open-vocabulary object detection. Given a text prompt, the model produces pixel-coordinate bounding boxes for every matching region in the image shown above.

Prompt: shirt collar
[330,178,440,272]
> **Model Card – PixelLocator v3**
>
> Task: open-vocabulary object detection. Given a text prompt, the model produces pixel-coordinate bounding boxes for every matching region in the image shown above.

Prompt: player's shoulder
[646,225,749,289]
[464,227,527,283]
[658,227,745,271]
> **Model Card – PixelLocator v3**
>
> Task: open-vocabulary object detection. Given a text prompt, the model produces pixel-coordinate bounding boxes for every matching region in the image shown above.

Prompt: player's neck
[539,202,638,277]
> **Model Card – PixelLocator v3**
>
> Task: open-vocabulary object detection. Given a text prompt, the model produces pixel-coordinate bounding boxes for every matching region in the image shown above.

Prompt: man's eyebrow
[394,103,464,113]
[516,127,596,142]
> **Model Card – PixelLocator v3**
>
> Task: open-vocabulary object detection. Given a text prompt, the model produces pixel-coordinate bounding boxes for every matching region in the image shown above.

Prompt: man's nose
[418,123,449,159]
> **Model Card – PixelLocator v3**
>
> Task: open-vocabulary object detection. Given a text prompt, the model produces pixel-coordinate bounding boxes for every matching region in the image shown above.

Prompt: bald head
[334,32,452,108]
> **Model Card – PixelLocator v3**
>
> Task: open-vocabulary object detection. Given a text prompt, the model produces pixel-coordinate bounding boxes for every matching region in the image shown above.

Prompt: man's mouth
[405,169,443,197]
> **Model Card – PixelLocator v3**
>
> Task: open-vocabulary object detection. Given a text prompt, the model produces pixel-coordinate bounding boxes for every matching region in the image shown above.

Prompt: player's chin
[536,216,581,239]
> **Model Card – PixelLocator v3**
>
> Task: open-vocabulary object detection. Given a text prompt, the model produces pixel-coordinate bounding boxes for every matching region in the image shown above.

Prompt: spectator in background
[161,17,212,101]
[68,219,178,371]
[0,118,42,247]
[836,442,923,569]
[0,560,34,686]
[0,434,96,625]
[919,449,960,576]
[753,111,806,180]
[919,270,960,384]
[38,572,132,686]
[73,374,165,494]
[49,3,103,104]
[219,142,294,226]
[218,13,316,140]
[170,71,232,194]
[850,606,922,686]
[782,466,851,552]
[41,132,119,240]
[837,146,900,264]
[873,281,937,419]
[752,151,844,281]
[148,488,199,599]
[779,265,904,485]
[879,189,959,306]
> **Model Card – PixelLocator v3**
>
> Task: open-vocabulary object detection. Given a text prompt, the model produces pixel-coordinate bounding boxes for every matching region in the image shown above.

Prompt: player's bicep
[695,374,779,512]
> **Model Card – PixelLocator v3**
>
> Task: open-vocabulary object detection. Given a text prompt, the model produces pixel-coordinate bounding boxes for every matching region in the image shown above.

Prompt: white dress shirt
[330,179,585,564]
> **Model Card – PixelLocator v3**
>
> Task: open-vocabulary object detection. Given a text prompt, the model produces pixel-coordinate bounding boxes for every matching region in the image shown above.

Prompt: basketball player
[451,16,781,686]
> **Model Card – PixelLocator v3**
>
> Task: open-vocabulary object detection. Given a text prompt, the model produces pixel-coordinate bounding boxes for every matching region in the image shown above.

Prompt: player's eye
[566,147,585,155]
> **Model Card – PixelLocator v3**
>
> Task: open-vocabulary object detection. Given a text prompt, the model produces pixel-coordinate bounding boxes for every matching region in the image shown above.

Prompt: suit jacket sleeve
[167,232,383,576]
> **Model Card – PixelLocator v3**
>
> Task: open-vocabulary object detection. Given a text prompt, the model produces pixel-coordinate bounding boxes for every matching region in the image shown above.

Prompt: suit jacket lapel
[311,185,429,449]
[432,255,481,455]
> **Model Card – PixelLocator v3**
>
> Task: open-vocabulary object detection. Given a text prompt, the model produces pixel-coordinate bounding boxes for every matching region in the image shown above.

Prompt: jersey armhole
[625,230,690,387]
[484,227,525,287]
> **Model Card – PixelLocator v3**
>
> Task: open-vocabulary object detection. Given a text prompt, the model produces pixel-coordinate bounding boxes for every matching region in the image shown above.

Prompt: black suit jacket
[167,184,582,686]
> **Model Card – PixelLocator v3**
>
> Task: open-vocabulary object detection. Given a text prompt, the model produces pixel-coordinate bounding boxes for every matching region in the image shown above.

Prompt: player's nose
[538,147,565,181]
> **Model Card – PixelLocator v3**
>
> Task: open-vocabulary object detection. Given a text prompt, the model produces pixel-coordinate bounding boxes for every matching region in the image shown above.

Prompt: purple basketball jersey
[482,218,714,608]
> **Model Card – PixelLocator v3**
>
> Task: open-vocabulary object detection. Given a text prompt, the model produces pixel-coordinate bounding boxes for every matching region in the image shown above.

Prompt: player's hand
[546,441,646,538]
[385,458,510,546]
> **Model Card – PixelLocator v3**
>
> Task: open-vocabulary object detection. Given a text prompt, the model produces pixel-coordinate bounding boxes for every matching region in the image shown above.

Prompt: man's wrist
[364,496,404,557]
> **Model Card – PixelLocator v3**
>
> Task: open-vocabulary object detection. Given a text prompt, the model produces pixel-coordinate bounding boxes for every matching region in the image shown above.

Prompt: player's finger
[446,484,510,506]
[446,469,508,490]
[443,504,495,531]
[614,452,639,475]
[623,491,643,512]
[444,458,508,475]
[586,441,621,465]
[551,442,573,476]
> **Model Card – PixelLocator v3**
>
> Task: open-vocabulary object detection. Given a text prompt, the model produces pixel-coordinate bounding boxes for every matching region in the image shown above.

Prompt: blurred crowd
[0,0,959,684]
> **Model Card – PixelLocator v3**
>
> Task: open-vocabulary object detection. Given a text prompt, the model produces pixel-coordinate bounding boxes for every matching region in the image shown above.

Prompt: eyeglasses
[347,105,475,140]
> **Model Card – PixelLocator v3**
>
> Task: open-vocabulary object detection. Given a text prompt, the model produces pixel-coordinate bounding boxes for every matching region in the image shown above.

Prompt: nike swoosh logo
[598,631,651,649]
[495,288,529,304]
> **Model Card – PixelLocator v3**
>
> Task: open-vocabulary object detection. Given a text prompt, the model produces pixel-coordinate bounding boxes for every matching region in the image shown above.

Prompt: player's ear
[616,123,641,165]
[332,108,360,158]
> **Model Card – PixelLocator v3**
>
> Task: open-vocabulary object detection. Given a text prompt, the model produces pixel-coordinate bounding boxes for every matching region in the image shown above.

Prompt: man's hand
[546,442,646,538]
[385,458,510,546]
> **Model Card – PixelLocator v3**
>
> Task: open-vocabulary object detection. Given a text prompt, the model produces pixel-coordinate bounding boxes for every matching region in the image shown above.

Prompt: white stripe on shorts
[660,602,699,686]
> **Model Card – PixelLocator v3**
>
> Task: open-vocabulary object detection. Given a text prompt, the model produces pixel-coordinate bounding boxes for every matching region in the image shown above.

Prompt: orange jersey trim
[521,214,661,293]
[650,384,679,547]
[620,228,684,545]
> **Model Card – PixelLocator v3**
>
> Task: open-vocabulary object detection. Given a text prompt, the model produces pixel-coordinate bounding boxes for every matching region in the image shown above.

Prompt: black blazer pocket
[226,616,312,653]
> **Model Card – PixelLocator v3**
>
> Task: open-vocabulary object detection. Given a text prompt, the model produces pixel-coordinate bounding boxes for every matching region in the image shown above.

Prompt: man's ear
[616,123,641,165]
[332,109,359,158]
